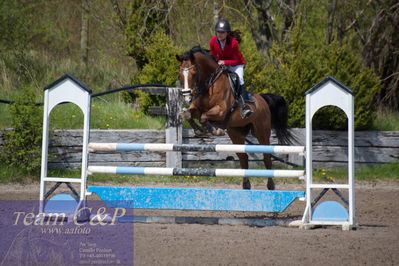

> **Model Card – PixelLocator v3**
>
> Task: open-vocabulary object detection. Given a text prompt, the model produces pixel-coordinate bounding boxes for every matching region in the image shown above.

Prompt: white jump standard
[39,74,356,229]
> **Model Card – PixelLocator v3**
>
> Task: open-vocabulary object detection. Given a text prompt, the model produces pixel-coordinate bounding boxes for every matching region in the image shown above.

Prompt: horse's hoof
[267,178,275,190]
[243,181,251,190]
[194,129,206,136]
[215,128,225,136]
[183,111,192,121]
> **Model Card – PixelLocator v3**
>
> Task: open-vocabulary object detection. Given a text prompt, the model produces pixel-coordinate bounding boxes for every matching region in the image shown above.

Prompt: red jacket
[209,36,245,66]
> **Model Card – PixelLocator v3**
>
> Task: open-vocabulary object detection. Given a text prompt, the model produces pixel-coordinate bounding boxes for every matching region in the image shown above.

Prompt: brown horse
[176,46,293,190]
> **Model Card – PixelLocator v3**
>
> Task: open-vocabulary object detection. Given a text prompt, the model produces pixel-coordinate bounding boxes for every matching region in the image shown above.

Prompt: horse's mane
[181,45,217,62]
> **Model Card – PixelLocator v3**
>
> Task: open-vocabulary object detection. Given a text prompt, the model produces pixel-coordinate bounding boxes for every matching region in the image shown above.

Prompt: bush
[0,86,43,174]
[240,30,270,92]
[123,30,182,113]
[259,28,381,130]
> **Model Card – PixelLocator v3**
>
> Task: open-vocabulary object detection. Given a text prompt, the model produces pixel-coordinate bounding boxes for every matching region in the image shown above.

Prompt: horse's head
[176,46,218,105]
[176,51,198,104]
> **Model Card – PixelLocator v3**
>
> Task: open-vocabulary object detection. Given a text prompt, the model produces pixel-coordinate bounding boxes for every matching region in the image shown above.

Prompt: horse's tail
[261,93,295,145]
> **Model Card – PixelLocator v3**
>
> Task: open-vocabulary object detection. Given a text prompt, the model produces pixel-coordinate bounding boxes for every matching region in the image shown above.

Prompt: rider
[209,18,253,119]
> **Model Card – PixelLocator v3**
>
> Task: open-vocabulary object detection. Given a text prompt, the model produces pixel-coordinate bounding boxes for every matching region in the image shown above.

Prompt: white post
[165,87,182,168]
[80,95,91,202]
[39,90,50,213]
[348,94,355,225]
[304,93,312,224]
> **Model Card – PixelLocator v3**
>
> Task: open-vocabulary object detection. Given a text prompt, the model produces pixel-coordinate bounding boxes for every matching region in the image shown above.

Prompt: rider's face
[216,31,227,42]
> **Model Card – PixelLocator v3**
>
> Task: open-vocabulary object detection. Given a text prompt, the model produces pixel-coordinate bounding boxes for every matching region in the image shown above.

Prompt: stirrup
[240,106,253,119]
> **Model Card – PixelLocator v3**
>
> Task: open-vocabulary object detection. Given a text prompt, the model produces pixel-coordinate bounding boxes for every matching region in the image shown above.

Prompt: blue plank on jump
[88,186,305,213]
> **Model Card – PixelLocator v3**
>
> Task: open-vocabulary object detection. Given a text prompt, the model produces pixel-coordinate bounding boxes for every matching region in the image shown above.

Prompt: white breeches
[227,65,244,85]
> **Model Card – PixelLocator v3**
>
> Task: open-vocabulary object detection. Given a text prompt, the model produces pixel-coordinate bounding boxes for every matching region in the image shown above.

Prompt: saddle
[226,71,255,103]
[226,71,240,97]
[207,64,254,106]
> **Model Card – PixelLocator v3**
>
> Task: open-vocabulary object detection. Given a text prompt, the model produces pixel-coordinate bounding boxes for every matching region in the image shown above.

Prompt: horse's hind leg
[265,156,275,190]
[227,126,251,190]
[252,124,275,190]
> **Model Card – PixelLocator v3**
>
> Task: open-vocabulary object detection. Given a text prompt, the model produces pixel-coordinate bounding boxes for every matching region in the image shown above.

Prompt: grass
[0,50,132,94]
[371,111,399,131]
[0,100,166,130]
[1,162,398,185]
[0,49,167,130]
[312,162,399,182]
[354,162,399,181]
[49,99,166,130]
[0,164,39,183]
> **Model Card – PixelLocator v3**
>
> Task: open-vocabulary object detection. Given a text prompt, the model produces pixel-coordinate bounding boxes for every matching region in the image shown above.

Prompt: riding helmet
[215,19,231,32]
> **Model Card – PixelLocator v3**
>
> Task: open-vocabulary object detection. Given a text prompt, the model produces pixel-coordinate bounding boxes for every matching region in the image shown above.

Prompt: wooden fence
[41,128,398,169]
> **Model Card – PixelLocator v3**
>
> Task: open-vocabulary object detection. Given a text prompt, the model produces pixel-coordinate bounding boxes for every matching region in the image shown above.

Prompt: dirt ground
[1,181,398,266]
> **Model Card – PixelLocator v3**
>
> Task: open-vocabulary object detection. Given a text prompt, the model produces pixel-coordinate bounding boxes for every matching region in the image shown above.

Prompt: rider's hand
[218,60,225,65]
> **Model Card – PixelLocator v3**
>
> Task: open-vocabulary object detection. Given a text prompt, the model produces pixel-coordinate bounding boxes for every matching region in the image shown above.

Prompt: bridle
[180,63,227,104]
[180,64,197,101]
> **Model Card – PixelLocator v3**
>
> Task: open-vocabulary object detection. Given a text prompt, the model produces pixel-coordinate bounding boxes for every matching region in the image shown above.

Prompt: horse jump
[86,141,306,213]
[39,74,356,230]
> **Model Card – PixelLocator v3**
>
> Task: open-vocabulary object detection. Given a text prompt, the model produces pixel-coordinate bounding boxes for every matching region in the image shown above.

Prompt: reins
[205,64,239,128]
[206,64,228,89]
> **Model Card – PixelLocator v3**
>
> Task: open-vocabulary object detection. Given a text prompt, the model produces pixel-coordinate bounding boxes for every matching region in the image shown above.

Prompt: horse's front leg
[200,105,225,136]
[201,122,224,136]
[184,106,207,136]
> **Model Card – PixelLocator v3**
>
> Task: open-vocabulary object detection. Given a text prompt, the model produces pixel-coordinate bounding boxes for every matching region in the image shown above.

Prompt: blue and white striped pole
[87,166,305,179]
[89,143,305,155]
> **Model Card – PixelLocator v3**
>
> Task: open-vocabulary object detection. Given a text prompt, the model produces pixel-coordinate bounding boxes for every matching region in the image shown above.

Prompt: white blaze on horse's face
[182,68,192,104]
[180,64,196,105]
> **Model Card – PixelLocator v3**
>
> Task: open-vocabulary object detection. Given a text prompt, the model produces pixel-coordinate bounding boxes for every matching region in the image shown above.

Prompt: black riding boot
[239,84,254,119]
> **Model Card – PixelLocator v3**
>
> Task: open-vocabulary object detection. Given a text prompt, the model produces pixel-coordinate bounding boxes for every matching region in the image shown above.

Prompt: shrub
[240,30,270,92]
[260,28,381,130]
[123,30,182,113]
[0,86,43,174]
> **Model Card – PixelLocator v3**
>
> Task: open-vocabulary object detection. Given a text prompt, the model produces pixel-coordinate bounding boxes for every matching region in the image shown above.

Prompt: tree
[354,1,399,111]
[0,1,39,51]
[112,0,173,70]
[323,0,399,111]
[243,0,297,60]
[239,1,381,129]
